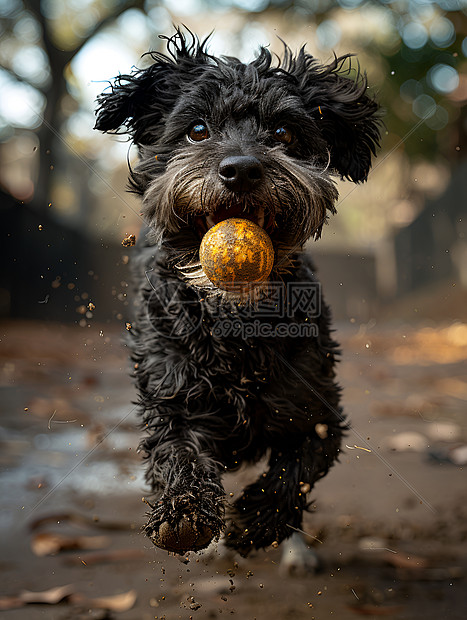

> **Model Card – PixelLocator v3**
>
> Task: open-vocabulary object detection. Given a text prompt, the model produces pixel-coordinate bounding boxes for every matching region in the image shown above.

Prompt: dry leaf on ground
[0,584,75,610]
[71,589,137,612]
[0,585,136,613]
[31,532,110,556]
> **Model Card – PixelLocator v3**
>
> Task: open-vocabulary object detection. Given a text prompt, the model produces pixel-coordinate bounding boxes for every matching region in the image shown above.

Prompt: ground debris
[0,584,137,612]
[122,234,136,247]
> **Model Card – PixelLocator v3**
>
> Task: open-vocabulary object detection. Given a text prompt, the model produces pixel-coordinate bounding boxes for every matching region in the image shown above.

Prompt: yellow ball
[199,218,274,291]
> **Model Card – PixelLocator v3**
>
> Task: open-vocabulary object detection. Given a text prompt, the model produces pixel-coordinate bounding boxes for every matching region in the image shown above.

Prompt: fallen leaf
[31,532,110,556]
[0,584,75,609]
[451,445,467,466]
[71,590,137,612]
[383,431,428,452]
[0,585,136,613]
[425,421,461,442]
[0,596,24,611]
[20,584,75,604]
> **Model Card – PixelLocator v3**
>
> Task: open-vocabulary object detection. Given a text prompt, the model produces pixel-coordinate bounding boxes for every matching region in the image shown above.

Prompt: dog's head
[95,29,381,297]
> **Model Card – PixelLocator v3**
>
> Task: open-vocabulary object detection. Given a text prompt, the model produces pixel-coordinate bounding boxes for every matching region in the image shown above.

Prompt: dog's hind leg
[280,532,321,575]
[225,421,343,555]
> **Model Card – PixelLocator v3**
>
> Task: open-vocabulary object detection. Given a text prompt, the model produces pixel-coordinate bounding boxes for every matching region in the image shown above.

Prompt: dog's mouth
[194,204,275,237]
[169,201,299,297]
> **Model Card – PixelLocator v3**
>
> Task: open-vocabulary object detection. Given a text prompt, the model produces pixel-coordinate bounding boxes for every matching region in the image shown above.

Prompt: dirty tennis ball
[199,218,274,290]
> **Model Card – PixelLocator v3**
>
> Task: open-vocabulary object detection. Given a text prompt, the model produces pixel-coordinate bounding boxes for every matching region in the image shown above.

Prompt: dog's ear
[94,29,213,145]
[319,65,381,183]
[94,62,177,145]
[291,51,382,183]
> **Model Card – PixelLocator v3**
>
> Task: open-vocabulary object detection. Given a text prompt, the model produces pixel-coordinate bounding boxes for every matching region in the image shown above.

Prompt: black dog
[95,30,380,556]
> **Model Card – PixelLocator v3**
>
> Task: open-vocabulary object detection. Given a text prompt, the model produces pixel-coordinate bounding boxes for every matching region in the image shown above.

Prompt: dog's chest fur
[129,241,339,468]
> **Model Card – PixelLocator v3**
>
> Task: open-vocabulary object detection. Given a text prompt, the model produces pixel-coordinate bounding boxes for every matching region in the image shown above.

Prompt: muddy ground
[1,320,467,619]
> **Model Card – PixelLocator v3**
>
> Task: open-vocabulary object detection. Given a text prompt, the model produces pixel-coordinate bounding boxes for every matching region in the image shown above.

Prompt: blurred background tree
[1,0,466,321]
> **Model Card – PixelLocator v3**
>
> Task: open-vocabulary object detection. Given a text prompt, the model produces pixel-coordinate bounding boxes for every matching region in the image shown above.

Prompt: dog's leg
[127,257,227,554]
[280,532,321,575]
[225,420,343,555]
[140,417,225,554]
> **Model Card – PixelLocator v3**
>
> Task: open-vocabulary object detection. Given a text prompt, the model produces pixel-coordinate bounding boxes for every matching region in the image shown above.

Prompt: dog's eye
[274,126,294,145]
[188,122,210,142]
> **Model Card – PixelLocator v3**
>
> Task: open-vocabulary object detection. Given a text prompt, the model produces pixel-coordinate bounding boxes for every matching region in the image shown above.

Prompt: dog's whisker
[171,204,190,225]
[322,149,332,174]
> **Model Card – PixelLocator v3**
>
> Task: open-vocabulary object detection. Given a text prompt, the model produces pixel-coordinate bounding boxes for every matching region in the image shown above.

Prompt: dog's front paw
[144,492,224,554]
[146,516,215,553]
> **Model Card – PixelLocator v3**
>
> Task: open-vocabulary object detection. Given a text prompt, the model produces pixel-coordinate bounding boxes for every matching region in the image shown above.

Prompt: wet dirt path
[1,320,466,619]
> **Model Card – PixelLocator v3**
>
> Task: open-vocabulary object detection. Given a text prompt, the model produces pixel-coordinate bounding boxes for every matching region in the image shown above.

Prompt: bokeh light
[412,93,436,119]
[11,45,50,88]
[0,70,45,129]
[71,32,138,109]
[338,0,364,8]
[13,11,41,43]
[316,19,342,50]
[231,0,269,11]
[163,0,205,17]
[428,64,460,94]
[429,17,456,48]
[400,78,423,103]
[402,21,428,49]
[425,104,449,130]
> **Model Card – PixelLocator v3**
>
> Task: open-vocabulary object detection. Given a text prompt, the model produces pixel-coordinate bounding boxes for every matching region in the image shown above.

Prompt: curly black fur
[95,28,381,555]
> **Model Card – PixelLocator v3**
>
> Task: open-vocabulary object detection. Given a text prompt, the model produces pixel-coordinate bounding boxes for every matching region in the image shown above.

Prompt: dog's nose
[218,156,264,192]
